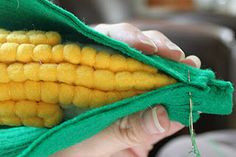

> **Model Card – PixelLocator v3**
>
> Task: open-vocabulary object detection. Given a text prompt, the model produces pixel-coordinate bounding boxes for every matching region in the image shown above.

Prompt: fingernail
[141,106,169,134]
[165,40,185,60]
[189,55,201,68]
[165,40,182,51]
[137,34,158,53]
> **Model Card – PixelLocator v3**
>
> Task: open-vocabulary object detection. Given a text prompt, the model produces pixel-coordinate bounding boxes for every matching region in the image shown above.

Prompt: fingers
[181,55,201,68]
[143,30,185,61]
[94,23,158,54]
[52,106,183,157]
[94,24,201,68]
[142,31,201,68]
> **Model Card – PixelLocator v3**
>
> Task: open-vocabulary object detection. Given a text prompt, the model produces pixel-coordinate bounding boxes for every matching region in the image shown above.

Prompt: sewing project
[0,0,233,157]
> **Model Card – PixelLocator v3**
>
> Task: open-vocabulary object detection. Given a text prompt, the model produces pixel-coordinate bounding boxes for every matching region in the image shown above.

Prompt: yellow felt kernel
[37,102,60,118]
[9,82,25,100]
[142,64,158,73]
[7,63,26,82]
[95,51,110,69]
[39,64,57,81]
[73,86,91,108]
[94,70,114,91]
[37,102,62,127]
[63,44,81,64]
[15,100,37,118]
[115,72,134,91]
[106,91,122,104]
[75,65,94,88]
[126,58,143,72]
[154,73,177,87]
[59,84,74,107]
[1,117,22,126]
[26,30,45,35]
[119,91,137,99]
[29,33,48,45]
[7,33,29,44]
[57,63,76,84]
[41,82,58,103]
[110,54,127,72]
[24,81,41,101]
[11,31,26,34]
[133,71,156,90]
[45,31,61,45]
[23,63,40,81]
[33,44,52,62]
[22,117,44,128]
[0,101,15,116]
[0,84,10,101]
[16,44,34,62]
[80,46,96,66]
[51,44,64,62]
[0,34,7,43]
[43,110,62,128]
[0,43,18,62]
[0,29,9,34]
[89,90,107,108]
[0,63,9,83]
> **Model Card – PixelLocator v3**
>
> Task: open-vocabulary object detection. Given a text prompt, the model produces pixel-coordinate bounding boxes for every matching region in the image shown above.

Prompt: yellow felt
[81,46,96,66]
[39,64,57,81]
[63,44,81,64]
[24,81,41,101]
[115,72,133,91]
[57,63,76,84]
[0,100,62,127]
[33,44,52,62]
[0,63,9,83]
[0,29,62,45]
[41,82,59,103]
[0,43,18,62]
[94,70,115,91]
[59,84,74,107]
[75,65,94,88]
[7,63,26,82]
[0,34,177,128]
[16,44,34,62]
[51,44,64,62]
[23,63,40,81]
[94,51,110,69]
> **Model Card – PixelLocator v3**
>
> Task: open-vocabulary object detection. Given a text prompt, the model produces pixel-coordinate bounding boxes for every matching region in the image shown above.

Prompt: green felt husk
[0,0,234,157]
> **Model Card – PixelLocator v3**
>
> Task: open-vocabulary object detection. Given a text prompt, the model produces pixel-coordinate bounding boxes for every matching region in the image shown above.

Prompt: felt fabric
[0,0,233,157]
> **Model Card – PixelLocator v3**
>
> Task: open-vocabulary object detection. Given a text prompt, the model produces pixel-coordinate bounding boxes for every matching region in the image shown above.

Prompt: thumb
[52,106,182,157]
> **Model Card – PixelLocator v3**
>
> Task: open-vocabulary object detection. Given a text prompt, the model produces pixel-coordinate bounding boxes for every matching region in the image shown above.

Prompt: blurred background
[53,0,236,156]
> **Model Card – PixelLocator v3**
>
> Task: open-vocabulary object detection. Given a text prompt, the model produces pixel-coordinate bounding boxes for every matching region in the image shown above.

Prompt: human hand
[51,23,201,157]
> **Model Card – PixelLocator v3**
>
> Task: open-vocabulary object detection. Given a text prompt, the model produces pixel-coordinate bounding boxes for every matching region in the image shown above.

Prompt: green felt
[0,0,234,157]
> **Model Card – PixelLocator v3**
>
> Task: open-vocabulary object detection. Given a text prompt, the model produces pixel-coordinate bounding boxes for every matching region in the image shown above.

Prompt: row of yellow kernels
[0,63,175,91]
[0,100,62,127]
[0,43,157,73]
[0,81,142,108]
[0,29,61,45]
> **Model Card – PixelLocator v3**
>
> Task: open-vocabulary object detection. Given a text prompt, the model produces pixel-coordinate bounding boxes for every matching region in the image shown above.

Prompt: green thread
[188,70,201,157]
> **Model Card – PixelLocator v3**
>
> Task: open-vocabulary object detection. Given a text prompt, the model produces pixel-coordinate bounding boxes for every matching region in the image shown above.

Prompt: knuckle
[118,23,133,28]
[144,30,167,38]
[115,23,140,31]
[94,23,108,29]
[113,114,147,146]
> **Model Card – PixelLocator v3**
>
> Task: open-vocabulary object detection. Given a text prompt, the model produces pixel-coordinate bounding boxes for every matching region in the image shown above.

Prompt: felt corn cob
[0,29,176,128]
